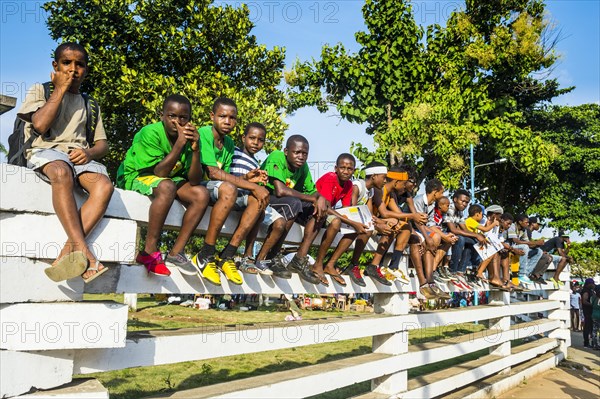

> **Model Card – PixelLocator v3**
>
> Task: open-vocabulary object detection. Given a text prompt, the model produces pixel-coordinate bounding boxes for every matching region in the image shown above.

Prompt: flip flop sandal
[314,272,329,287]
[325,271,347,287]
[44,251,88,282]
[490,283,512,292]
[82,262,109,284]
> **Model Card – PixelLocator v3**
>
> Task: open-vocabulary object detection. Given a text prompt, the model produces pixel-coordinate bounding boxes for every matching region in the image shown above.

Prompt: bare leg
[325,233,359,273]
[77,172,114,279]
[261,218,294,260]
[423,233,441,283]
[312,218,341,277]
[351,231,373,265]
[487,253,503,286]
[244,212,265,257]
[297,216,325,258]
[371,233,393,266]
[394,227,411,251]
[41,161,92,264]
[409,240,426,286]
[204,182,237,245]
[170,182,210,255]
[77,172,114,237]
[553,256,568,281]
[143,179,177,255]
[229,195,263,247]
[433,242,451,270]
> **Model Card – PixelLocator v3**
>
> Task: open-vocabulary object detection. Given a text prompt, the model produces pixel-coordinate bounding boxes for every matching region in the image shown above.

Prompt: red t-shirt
[316,172,353,207]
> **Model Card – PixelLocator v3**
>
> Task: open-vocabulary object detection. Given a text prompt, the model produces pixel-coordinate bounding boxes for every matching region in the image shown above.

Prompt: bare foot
[81,259,107,281]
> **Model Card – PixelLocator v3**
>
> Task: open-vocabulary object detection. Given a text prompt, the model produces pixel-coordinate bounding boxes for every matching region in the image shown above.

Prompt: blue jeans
[450,236,478,273]
[514,245,543,276]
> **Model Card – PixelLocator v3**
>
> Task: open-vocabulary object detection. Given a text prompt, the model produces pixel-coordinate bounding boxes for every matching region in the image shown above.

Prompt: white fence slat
[83,263,413,295]
[0,163,379,249]
[17,378,109,399]
[0,256,83,303]
[1,302,128,351]
[0,213,137,264]
[0,350,74,398]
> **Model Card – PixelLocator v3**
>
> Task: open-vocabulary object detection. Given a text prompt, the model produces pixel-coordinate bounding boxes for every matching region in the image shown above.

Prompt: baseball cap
[486,204,503,214]
[585,278,595,285]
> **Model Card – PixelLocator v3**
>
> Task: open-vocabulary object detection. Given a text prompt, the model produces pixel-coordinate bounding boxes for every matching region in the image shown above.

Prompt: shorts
[263,205,284,226]
[551,254,562,264]
[130,175,187,196]
[413,230,436,243]
[201,180,247,210]
[269,195,314,225]
[28,148,109,183]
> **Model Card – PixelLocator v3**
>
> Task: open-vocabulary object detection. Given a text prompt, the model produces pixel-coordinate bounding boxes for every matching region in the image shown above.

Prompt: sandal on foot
[82,262,109,284]
[324,270,347,287]
[45,251,88,282]
[239,262,258,274]
[490,281,512,292]
[313,271,329,287]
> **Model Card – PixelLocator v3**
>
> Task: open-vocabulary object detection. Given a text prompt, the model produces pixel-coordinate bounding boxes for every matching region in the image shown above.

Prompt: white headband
[364,166,388,176]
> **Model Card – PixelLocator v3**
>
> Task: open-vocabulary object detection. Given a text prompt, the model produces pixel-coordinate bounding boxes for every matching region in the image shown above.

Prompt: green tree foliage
[286,0,563,189]
[44,0,288,176]
[569,240,600,278]
[479,104,599,234]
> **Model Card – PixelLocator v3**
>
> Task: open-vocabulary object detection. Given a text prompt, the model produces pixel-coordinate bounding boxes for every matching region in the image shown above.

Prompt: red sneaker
[136,251,171,276]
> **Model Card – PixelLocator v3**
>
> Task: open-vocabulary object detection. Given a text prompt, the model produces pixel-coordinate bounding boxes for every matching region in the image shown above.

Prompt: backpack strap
[42,81,53,101]
[9,82,55,164]
[82,93,99,145]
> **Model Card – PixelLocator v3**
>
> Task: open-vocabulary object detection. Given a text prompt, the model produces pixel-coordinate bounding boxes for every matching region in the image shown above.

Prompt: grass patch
[85,294,364,331]
[81,294,491,399]
[85,337,373,399]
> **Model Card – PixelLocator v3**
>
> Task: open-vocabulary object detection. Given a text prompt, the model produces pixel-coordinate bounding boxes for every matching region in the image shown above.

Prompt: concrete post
[124,293,138,311]
[548,270,571,357]
[371,293,410,395]
[488,290,511,374]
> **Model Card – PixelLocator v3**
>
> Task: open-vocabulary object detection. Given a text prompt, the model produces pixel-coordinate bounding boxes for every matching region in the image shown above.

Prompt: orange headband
[387,171,408,181]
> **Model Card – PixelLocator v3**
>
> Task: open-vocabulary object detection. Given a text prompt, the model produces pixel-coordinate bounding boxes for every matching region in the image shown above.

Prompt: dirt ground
[498,331,600,399]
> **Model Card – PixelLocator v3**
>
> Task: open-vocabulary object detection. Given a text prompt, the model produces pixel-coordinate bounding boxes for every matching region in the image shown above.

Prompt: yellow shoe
[381,267,396,281]
[191,254,221,285]
[219,258,243,285]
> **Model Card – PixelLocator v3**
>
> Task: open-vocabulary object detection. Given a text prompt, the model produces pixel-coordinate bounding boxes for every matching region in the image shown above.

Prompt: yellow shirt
[465,217,482,234]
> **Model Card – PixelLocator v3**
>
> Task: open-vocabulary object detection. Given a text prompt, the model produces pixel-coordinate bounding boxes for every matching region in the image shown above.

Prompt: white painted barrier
[0,164,571,399]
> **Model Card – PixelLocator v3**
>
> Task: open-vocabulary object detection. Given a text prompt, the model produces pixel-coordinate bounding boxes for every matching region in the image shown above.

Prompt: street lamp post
[469,144,507,201]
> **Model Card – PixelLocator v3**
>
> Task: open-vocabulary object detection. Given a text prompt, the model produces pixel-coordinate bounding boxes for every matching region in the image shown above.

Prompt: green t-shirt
[198,125,234,173]
[116,121,195,189]
[261,150,316,195]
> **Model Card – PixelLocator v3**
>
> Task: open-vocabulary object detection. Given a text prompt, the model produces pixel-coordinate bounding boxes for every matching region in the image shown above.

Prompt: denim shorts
[200,180,250,210]
[28,148,109,183]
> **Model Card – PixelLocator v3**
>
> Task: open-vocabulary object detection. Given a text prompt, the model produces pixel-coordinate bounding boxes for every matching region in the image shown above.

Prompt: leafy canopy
[569,240,600,278]
[44,0,288,176]
[286,0,564,190]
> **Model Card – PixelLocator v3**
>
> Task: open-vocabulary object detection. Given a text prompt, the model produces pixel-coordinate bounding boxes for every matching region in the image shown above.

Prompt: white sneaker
[387,268,410,284]
[380,267,396,281]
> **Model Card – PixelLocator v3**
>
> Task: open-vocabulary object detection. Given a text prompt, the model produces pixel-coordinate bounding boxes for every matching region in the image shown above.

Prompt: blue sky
[1,1,599,239]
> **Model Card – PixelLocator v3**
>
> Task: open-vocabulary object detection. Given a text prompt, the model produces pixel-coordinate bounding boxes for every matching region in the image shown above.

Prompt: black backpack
[7,82,100,167]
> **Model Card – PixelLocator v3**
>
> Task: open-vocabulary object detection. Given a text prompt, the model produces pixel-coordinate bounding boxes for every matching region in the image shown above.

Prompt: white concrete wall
[1,213,137,263]
[0,350,73,398]
[0,257,83,303]
[1,302,128,351]
[0,163,571,399]
[0,164,380,249]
